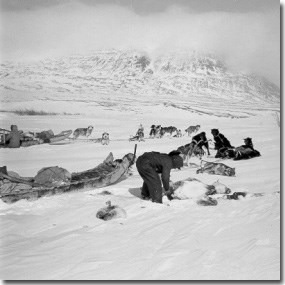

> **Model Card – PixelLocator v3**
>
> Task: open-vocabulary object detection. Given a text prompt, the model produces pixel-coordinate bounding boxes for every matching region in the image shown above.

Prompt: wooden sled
[21,130,72,147]
[0,152,135,203]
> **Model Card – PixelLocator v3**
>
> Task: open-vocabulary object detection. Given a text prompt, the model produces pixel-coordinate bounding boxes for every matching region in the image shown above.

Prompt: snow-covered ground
[0,91,280,280]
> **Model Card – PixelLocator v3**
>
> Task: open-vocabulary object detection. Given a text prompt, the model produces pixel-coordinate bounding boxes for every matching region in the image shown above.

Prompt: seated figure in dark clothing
[241,137,254,149]
[211,129,234,158]
[5,125,21,148]
[233,137,261,160]
[191,132,211,156]
[136,151,183,203]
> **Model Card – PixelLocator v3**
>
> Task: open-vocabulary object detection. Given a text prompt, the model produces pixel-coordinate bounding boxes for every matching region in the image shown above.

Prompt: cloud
[0,2,280,85]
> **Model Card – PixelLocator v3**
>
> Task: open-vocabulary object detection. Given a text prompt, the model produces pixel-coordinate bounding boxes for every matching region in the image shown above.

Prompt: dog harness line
[214,134,225,143]
[192,139,204,146]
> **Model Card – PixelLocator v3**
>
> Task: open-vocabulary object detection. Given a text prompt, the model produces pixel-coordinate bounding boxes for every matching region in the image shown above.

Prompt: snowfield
[0,90,280,280]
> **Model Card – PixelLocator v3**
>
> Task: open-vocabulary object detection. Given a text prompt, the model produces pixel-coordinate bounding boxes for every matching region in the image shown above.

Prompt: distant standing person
[136,151,183,203]
[5,125,21,148]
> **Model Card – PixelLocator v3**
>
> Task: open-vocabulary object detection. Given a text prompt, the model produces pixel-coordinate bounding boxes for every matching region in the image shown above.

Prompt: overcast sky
[0,0,280,86]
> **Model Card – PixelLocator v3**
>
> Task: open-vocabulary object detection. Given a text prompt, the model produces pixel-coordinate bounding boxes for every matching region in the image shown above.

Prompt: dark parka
[136,151,183,203]
[5,125,21,148]
[211,129,234,158]
[191,132,211,155]
[213,133,233,150]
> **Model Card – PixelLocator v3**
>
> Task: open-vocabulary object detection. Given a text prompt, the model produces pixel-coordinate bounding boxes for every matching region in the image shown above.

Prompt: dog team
[149,124,199,139]
[72,123,260,165]
[73,123,198,143]
[72,126,110,145]
[136,127,261,204]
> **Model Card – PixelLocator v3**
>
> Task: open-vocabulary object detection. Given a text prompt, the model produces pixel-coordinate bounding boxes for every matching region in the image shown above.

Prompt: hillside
[0,50,280,117]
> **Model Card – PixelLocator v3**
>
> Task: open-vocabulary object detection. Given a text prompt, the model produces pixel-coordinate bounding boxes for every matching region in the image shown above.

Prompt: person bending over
[136,151,183,203]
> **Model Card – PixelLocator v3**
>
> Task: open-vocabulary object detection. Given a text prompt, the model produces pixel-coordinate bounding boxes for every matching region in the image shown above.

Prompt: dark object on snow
[0,166,8,175]
[73,126,94,140]
[225,192,247,200]
[196,161,236,177]
[185,125,200,136]
[129,130,144,142]
[177,142,204,164]
[0,152,134,203]
[191,132,211,156]
[149,125,161,138]
[211,129,234,158]
[196,196,218,206]
[98,190,112,195]
[233,138,261,160]
[130,125,144,142]
[136,151,183,203]
[5,125,21,148]
[176,132,210,165]
[160,126,178,137]
[96,201,126,221]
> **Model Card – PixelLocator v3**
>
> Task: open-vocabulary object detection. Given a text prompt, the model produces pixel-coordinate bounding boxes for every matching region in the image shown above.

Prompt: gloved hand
[164,185,174,201]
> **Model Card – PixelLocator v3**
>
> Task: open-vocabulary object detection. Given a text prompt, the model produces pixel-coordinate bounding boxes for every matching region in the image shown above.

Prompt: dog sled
[1,128,72,147]
[129,135,144,142]
[49,130,72,143]
[0,128,11,147]
[21,130,72,147]
[0,151,135,203]
[129,126,145,142]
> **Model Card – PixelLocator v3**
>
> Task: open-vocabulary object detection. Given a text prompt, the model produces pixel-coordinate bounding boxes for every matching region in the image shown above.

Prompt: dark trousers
[136,156,163,203]
[216,147,235,158]
[215,146,228,158]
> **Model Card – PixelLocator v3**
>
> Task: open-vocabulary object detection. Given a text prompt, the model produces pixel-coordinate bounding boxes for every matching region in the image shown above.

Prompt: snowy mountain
[0,50,280,113]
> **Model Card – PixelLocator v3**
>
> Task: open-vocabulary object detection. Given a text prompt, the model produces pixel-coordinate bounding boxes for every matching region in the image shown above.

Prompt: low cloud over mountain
[0,2,280,86]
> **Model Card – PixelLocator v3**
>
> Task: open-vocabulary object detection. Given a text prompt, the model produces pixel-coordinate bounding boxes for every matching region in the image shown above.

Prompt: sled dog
[196,161,236,176]
[73,126,93,139]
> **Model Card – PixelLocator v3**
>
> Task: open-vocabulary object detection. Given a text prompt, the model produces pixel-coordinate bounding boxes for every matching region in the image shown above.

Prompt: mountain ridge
[0,49,280,107]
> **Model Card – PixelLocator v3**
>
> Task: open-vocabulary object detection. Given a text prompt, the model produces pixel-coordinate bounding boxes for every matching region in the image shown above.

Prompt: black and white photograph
[0,0,281,281]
